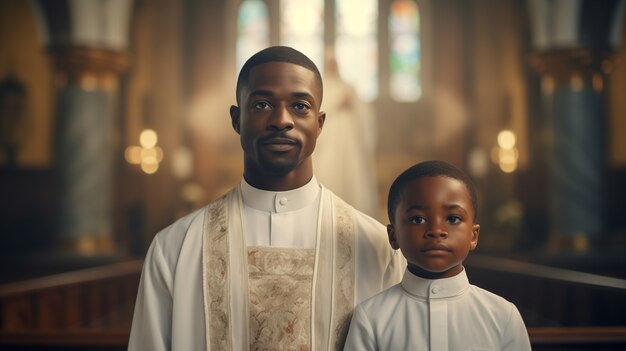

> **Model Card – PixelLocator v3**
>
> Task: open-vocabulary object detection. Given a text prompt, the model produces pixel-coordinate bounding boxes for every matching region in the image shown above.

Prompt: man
[128,46,404,350]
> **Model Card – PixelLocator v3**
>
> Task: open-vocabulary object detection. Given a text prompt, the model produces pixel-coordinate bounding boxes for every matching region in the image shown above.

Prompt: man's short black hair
[235,46,323,105]
[387,160,478,224]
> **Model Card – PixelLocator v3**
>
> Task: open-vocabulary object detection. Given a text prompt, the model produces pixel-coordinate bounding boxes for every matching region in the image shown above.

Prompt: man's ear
[470,224,480,251]
[317,111,326,135]
[230,105,241,134]
[387,224,400,250]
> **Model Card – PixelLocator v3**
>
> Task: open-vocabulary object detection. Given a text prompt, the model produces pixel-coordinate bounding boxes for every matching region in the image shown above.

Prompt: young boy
[344,160,531,350]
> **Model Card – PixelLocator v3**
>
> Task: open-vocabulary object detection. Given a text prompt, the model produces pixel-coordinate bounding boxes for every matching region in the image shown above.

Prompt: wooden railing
[0,260,142,350]
[1,256,625,350]
[465,254,626,327]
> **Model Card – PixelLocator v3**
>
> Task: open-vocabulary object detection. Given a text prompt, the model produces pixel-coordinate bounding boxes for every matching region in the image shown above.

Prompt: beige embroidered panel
[248,247,316,350]
[332,197,356,349]
[203,194,232,350]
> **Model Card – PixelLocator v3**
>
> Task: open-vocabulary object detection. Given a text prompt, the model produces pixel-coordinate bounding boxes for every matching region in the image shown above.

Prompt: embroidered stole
[202,186,356,350]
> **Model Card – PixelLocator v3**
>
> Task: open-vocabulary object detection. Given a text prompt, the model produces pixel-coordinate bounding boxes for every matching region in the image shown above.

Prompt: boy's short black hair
[387,160,478,224]
[235,46,323,105]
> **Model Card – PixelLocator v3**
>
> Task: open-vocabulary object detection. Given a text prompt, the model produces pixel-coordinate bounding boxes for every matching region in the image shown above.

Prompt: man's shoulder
[328,190,386,231]
[154,188,235,241]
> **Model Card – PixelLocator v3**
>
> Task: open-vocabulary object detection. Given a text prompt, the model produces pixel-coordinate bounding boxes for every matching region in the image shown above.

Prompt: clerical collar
[401,267,469,300]
[240,176,320,213]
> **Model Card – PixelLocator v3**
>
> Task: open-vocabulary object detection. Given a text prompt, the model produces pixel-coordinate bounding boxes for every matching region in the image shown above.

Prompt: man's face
[231,62,325,180]
[388,176,480,279]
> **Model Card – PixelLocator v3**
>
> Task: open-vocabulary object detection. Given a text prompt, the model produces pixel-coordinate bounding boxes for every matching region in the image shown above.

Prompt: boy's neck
[407,264,464,280]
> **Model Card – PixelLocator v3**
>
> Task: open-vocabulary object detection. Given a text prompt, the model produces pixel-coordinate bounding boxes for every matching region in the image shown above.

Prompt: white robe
[344,268,532,351]
[128,182,404,350]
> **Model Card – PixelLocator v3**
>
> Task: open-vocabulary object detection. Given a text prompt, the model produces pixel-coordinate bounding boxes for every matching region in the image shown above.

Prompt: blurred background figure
[314,50,380,217]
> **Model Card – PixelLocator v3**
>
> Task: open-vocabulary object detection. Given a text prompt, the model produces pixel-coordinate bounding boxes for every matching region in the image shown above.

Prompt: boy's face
[388,176,480,279]
[230,62,325,180]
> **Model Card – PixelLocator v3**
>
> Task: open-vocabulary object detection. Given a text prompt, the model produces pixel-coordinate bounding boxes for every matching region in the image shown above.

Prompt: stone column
[35,0,133,254]
[527,0,625,250]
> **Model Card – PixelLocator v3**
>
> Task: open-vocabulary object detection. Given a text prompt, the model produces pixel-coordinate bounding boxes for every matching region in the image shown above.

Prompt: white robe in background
[313,73,379,218]
[128,178,404,350]
[344,268,531,351]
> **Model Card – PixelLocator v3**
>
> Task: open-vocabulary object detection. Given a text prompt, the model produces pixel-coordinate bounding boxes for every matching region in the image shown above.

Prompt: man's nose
[268,105,295,130]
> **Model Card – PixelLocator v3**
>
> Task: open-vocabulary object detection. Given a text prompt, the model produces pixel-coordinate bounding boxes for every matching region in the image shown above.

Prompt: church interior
[1,0,626,349]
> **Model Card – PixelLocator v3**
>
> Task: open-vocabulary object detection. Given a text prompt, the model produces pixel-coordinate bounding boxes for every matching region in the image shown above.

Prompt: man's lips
[261,137,298,151]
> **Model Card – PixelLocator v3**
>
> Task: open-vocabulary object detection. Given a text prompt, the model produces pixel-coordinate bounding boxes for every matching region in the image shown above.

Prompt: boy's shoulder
[467,283,517,316]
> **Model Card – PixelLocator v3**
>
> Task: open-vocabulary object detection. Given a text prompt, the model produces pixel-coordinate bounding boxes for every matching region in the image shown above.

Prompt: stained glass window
[389,0,421,101]
[335,0,378,101]
[280,0,325,71]
[236,0,270,73]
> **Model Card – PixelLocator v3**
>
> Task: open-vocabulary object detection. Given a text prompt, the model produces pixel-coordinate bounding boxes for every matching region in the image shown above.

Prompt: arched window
[236,0,270,72]
[389,0,421,102]
[280,0,324,70]
[335,0,378,101]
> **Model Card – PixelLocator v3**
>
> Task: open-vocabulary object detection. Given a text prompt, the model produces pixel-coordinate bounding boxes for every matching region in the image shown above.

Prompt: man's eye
[293,103,310,111]
[447,216,462,224]
[409,217,425,225]
[253,101,271,110]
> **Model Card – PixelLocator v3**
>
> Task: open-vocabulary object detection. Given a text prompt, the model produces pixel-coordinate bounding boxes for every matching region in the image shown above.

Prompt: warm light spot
[498,147,518,173]
[497,130,516,150]
[141,147,159,164]
[499,161,517,173]
[140,129,158,148]
[592,74,603,92]
[125,146,142,165]
[141,160,159,174]
[570,73,583,91]
[498,147,519,163]
[155,146,164,162]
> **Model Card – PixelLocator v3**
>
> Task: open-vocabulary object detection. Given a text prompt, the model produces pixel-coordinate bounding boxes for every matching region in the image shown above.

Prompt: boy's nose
[425,227,448,238]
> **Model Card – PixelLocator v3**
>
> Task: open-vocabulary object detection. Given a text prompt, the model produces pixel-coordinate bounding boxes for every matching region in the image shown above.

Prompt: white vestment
[128,179,404,350]
[344,268,531,351]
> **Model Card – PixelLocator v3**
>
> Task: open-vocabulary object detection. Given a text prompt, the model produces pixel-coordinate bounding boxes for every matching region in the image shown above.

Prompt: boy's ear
[230,105,241,134]
[387,224,400,250]
[470,224,480,251]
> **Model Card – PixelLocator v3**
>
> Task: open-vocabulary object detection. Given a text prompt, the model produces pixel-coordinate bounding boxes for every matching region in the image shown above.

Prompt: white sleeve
[343,304,377,351]
[383,249,406,290]
[501,303,532,351]
[128,238,174,351]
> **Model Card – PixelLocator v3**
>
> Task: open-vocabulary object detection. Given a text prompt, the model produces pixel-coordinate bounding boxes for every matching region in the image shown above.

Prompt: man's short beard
[258,157,299,175]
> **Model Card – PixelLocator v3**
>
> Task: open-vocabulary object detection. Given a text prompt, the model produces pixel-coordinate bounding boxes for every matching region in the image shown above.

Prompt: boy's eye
[253,101,271,110]
[447,215,462,224]
[409,216,426,225]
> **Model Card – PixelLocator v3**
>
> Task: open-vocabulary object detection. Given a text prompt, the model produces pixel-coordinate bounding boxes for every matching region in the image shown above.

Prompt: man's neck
[243,164,314,191]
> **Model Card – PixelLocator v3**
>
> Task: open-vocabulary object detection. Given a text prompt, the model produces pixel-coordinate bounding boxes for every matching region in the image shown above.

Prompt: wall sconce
[124,129,163,174]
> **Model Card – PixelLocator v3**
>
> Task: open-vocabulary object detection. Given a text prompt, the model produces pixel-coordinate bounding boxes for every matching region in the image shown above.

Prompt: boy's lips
[421,244,452,253]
